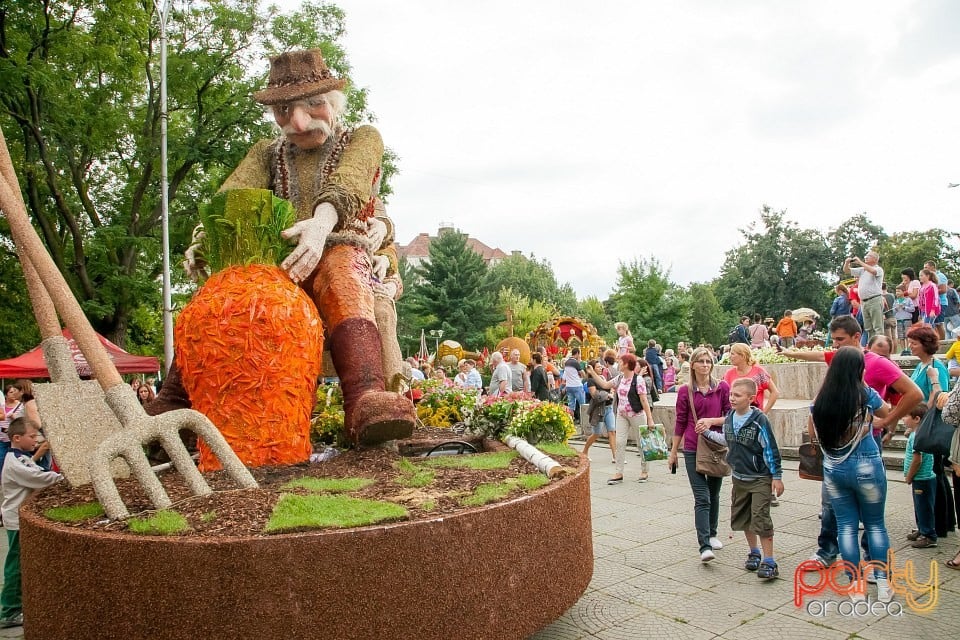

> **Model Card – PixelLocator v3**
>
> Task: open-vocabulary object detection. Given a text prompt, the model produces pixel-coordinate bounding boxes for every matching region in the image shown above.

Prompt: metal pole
[155,0,173,375]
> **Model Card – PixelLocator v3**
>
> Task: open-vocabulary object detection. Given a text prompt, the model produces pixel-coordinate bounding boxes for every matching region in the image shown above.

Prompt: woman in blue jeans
[811,347,892,602]
[668,347,731,562]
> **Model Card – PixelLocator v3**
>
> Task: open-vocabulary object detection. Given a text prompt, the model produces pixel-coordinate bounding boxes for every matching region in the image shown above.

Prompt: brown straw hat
[253,49,346,105]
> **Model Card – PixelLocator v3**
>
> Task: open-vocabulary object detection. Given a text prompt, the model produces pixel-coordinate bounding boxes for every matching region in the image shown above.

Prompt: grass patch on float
[534,442,579,457]
[460,474,550,507]
[200,510,217,523]
[420,450,517,470]
[128,510,189,535]
[280,476,374,493]
[265,494,408,532]
[394,458,436,488]
[515,474,550,490]
[44,502,104,523]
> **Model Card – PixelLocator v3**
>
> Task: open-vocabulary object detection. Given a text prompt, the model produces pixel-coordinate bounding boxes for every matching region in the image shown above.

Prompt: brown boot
[329,318,414,445]
[144,359,193,416]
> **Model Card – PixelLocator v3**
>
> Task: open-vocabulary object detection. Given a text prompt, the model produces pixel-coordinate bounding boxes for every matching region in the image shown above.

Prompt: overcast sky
[278,0,960,299]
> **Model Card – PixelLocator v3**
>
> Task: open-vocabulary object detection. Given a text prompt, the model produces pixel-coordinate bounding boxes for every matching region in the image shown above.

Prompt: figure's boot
[143,359,193,416]
[329,317,415,445]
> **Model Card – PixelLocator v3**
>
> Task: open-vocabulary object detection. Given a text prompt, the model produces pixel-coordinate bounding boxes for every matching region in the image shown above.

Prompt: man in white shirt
[487,352,512,397]
[844,251,884,341]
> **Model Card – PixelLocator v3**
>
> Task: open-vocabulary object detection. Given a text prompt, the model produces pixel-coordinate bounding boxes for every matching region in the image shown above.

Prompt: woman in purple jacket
[667,346,731,562]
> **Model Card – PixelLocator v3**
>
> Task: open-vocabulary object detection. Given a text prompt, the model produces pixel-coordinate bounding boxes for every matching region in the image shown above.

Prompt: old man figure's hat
[254,49,346,105]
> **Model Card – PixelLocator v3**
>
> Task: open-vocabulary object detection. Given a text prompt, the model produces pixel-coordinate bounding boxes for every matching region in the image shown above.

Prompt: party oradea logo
[794,552,937,617]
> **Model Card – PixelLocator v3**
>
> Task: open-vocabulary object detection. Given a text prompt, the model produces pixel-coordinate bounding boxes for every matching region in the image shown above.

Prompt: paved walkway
[1,443,956,639]
[532,440,959,640]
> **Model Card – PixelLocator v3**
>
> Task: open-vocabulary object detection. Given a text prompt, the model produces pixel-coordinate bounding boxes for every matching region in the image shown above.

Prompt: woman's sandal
[945,552,960,570]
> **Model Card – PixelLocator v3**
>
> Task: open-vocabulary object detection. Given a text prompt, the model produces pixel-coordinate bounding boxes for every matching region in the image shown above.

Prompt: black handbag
[798,443,823,481]
[914,394,956,457]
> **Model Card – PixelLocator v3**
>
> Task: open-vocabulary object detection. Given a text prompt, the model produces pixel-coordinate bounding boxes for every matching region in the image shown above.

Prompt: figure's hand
[667,450,677,469]
[280,203,337,283]
[367,217,388,251]
[34,441,50,457]
[182,224,208,282]
[371,254,390,281]
[772,479,784,497]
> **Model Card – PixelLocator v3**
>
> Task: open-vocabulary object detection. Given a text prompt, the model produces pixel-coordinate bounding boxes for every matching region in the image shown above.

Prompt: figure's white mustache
[283,118,332,137]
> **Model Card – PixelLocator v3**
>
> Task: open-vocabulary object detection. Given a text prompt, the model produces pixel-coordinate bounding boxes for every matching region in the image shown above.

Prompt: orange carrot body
[175,264,323,470]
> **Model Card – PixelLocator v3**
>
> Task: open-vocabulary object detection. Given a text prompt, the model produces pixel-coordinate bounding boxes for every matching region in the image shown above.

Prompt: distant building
[396,224,510,270]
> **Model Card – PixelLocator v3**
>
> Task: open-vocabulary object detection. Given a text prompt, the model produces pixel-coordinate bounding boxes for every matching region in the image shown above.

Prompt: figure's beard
[283,118,333,139]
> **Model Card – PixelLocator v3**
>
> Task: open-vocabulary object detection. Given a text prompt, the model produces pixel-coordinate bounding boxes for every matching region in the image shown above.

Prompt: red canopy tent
[0,329,159,379]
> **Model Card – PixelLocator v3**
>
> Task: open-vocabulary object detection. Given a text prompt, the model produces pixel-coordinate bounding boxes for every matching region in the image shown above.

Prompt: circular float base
[20,457,593,640]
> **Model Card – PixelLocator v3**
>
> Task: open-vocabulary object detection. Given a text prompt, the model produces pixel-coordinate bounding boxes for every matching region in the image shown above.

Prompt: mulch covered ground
[29,426,581,538]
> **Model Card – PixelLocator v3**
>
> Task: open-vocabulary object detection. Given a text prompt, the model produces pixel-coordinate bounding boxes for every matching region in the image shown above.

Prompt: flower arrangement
[310,383,346,447]
[719,345,825,365]
[463,392,573,444]
[415,385,481,428]
[506,401,576,444]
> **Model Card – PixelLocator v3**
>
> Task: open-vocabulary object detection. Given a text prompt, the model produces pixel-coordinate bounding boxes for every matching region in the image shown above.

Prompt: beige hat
[254,49,346,105]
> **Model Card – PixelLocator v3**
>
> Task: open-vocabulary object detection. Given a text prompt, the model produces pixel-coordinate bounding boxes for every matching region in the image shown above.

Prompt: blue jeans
[823,434,890,578]
[683,451,723,552]
[602,404,615,433]
[566,386,585,418]
[912,477,937,539]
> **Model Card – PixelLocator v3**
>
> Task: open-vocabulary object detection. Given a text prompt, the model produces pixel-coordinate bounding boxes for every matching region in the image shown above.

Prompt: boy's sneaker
[700,549,716,562]
[906,529,920,541]
[0,612,23,628]
[911,536,938,548]
[803,553,830,570]
[876,577,893,603]
[770,495,780,507]
[744,551,762,571]
[863,567,877,584]
[757,561,779,580]
[709,536,724,550]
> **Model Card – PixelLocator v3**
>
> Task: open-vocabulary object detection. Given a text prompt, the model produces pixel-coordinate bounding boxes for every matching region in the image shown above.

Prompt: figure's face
[510,350,520,363]
[864,254,878,266]
[138,387,151,400]
[729,350,744,366]
[272,95,335,150]
[6,386,21,402]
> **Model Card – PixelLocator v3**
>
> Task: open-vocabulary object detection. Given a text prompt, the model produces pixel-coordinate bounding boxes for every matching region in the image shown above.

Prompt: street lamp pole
[154,0,173,376]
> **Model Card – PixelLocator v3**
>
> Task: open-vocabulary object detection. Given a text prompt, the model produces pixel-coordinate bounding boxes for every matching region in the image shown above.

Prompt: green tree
[607,258,691,349]
[394,256,427,358]
[403,229,498,350]
[688,282,731,347]
[0,242,42,358]
[485,253,577,312]
[826,214,887,280]
[878,230,960,282]
[714,206,834,319]
[0,0,375,358]
[483,288,556,346]
[575,296,613,343]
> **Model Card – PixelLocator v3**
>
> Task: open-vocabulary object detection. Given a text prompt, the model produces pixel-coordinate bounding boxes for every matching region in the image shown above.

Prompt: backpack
[728,324,748,345]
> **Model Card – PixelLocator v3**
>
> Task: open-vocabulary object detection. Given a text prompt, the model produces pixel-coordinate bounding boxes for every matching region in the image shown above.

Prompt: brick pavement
[531,441,960,640]
[0,443,956,640]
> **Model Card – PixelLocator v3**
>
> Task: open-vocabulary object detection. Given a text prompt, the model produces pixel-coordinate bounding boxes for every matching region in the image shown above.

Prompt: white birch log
[502,436,566,478]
